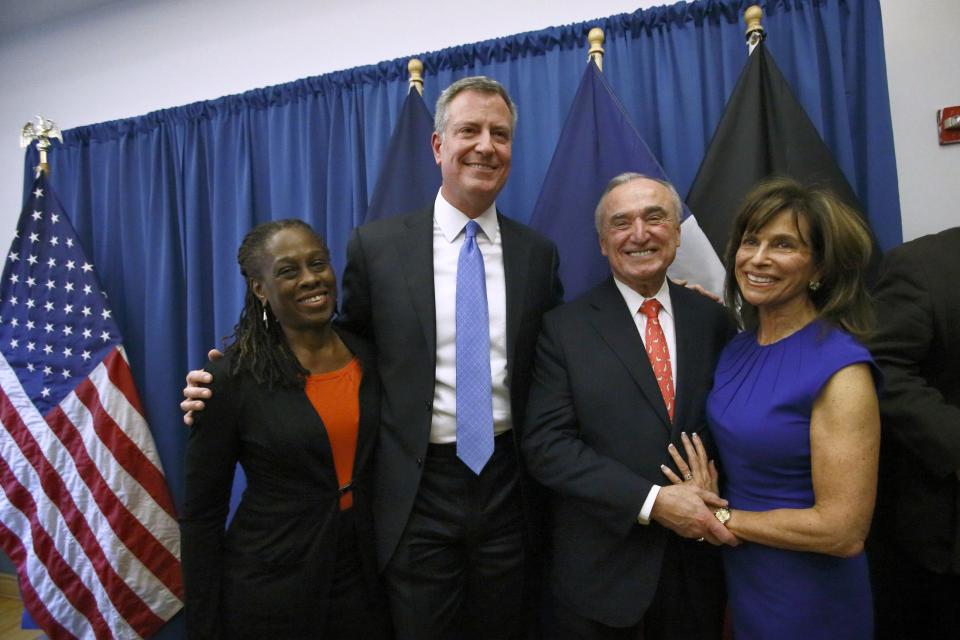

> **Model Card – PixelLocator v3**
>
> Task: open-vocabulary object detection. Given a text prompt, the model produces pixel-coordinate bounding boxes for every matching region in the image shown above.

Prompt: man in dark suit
[866,227,960,639]
[336,75,562,639]
[522,173,737,639]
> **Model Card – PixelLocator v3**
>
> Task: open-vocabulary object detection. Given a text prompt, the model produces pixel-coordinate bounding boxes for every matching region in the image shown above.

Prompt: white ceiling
[0,0,128,39]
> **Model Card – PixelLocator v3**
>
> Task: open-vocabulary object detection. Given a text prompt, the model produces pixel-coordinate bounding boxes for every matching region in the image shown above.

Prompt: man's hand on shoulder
[181,348,223,427]
[650,483,738,546]
[671,278,722,304]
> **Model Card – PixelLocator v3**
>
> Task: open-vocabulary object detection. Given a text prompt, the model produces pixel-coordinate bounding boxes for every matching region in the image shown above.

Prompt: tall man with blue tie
[335,76,563,638]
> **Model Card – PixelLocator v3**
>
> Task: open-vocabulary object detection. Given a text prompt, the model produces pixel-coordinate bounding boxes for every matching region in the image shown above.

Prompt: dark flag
[529,61,725,301]
[687,40,866,259]
[0,175,183,637]
[365,88,441,222]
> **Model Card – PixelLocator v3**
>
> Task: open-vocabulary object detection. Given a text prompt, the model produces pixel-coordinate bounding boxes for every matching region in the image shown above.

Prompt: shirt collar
[613,276,673,319]
[434,189,499,242]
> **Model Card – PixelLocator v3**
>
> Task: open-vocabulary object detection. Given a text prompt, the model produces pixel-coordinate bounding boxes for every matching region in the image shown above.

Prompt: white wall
[0,0,957,253]
[880,0,960,240]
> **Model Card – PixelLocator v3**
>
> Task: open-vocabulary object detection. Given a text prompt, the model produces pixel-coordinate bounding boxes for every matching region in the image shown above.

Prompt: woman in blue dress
[665,178,880,639]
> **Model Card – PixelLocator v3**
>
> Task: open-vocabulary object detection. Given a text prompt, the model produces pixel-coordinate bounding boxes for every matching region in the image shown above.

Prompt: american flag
[0,175,182,638]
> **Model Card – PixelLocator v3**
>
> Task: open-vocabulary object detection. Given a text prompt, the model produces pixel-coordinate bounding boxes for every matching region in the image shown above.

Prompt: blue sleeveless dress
[707,320,877,640]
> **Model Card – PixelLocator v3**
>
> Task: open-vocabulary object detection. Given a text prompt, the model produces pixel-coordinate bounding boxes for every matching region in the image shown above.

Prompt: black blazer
[522,278,735,628]
[868,227,960,574]
[338,206,563,568]
[180,328,381,639]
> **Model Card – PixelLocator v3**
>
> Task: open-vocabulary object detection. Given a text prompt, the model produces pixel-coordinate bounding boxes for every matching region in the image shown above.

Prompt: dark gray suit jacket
[338,206,563,568]
[522,278,735,628]
[868,227,960,574]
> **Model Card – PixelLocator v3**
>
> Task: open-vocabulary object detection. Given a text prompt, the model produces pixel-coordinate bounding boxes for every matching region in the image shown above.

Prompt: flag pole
[744,5,765,54]
[408,58,424,95]
[587,27,605,70]
[20,116,62,178]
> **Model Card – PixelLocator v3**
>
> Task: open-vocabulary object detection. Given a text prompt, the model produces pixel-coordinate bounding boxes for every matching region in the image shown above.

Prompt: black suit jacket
[522,278,735,628]
[180,328,381,638]
[338,206,563,568]
[868,227,960,574]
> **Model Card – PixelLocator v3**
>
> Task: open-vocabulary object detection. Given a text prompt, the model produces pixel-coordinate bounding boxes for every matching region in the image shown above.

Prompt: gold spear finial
[20,116,62,177]
[408,58,424,95]
[744,5,765,50]
[588,27,605,71]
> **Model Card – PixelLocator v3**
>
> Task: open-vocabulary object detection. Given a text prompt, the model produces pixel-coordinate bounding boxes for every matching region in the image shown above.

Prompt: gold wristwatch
[714,507,731,526]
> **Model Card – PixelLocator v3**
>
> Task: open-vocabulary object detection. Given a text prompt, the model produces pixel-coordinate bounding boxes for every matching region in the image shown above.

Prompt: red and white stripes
[0,347,182,639]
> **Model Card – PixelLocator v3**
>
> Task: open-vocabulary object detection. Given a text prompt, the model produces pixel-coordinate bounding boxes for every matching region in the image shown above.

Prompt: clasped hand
[652,432,739,547]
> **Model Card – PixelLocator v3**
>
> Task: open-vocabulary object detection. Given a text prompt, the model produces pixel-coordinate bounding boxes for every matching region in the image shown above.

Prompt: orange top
[304,357,362,510]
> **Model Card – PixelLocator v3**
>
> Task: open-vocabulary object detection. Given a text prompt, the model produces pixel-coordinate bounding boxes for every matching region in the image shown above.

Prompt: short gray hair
[434,76,518,137]
[593,172,683,233]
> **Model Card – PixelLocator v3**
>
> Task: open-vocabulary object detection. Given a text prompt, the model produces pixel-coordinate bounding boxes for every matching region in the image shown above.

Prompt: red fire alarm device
[938,106,960,145]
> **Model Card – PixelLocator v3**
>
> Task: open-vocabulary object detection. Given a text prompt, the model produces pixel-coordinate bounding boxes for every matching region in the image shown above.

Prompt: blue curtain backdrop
[20,0,897,632]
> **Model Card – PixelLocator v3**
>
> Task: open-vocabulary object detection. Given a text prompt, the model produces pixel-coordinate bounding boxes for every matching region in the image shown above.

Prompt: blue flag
[529,62,724,301]
[365,88,441,222]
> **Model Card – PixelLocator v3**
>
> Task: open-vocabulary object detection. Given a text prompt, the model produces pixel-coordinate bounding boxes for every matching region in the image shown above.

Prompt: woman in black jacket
[180,219,389,638]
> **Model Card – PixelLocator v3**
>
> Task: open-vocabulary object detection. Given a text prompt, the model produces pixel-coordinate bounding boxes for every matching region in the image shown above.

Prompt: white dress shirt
[612,277,677,524]
[429,191,511,444]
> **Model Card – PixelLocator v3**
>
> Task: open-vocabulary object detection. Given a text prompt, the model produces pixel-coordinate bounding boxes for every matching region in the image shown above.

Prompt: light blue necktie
[456,220,494,475]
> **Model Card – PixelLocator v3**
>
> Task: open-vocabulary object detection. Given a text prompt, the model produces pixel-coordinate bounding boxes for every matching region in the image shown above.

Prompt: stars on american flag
[0,183,119,414]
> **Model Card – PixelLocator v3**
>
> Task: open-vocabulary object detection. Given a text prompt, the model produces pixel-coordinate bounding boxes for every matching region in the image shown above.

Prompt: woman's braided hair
[226,219,323,388]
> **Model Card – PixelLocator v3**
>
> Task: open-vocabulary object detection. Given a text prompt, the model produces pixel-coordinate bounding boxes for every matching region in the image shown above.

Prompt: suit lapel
[588,279,672,431]
[669,282,700,434]
[337,329,377,474]
[280,388,339,485]
[500,214,527,371]
[399,208,438,364]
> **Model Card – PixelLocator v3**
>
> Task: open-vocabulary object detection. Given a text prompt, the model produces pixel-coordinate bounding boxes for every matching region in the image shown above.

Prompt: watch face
[715,508,731,525]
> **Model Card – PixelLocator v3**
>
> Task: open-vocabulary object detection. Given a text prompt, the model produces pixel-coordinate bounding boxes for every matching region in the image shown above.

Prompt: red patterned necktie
[640,299,674,421]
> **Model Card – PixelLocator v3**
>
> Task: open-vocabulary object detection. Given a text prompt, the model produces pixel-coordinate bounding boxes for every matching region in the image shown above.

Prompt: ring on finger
[684,473,693,481]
